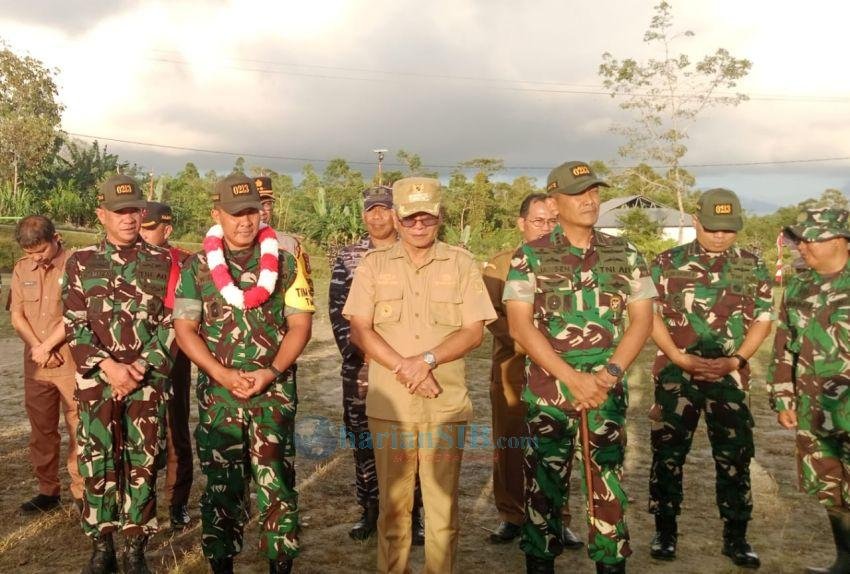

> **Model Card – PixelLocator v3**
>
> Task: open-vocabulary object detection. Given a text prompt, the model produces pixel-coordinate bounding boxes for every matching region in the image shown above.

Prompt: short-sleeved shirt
[503,226,657,412]
[768,259,850,432]
[483,248,524,386]
[651,240,774,389]
[342,240,497,423]
[11,246,75,379]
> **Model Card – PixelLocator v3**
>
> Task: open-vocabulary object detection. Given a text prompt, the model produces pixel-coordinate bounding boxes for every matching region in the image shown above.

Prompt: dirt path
[0,313,835,573]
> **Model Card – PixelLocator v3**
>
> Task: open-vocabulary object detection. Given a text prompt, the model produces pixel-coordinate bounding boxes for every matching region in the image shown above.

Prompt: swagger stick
[580,409,595,522]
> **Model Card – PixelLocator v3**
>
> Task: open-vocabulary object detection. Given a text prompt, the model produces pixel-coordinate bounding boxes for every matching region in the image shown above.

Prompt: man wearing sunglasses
[343,177,496,573]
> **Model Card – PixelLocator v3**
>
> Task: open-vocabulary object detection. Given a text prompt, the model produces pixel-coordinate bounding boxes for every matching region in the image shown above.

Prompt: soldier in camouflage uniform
[329,185,426,542]
[62,175,177,574]
[769,207,850,574]
[504,161,656,574]
[173,174,314,574]
[648,189,772,568]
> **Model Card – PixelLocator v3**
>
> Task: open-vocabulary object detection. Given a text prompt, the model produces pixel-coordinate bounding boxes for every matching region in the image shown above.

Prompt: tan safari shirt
[343,240,497,423]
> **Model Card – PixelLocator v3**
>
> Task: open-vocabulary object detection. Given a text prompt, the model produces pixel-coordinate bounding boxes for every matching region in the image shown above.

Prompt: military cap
[97,174,147,211]
[363,185,393,211]
[696,188,743,231]
[255,176,274,201]
[393,177,441,218]
[140,201,173,229]
[784,207,850,243]
[211,173,262,215]
[546,161,609,196]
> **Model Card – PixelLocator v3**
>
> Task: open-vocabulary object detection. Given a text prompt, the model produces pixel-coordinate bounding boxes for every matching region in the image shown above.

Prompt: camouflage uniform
[649,240,773,521]
[62,237,176,538]
[174,241,313,561]
[503,225,657,566]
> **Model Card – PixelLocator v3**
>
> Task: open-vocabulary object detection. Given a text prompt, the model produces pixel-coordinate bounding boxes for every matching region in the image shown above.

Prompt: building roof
[597,195,692,228]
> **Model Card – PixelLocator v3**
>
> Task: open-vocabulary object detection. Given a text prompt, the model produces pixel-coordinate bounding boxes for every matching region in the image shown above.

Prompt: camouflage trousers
[196,379,299,561]
[342,363,422,510]
[520,385,631,566]
[76,377,167,538]
[795,395,850,512]
[648,369,754,521]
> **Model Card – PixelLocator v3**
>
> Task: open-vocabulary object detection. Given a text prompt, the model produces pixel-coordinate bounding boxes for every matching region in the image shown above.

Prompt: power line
[67,132,850,171]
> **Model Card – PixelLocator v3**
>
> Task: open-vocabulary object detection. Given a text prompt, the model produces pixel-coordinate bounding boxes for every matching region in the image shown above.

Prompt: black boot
[488,521,521,544]
[596,562,626,573]
[269,556,293,574]
[209,557,234,574]
[411,505,425,546]
[81,533,117,574]
[525,553,555,574]
[122,535,151,574]
[649,515,677,560]
[349,502,379,541]
[722,520,760,569]
[560,525,584,550]
[170,504,191,529]
[806,510,850,574]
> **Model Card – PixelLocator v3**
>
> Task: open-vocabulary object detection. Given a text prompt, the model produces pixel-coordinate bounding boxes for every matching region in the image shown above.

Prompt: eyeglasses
[526,218,558,228]
[399,214,440,228]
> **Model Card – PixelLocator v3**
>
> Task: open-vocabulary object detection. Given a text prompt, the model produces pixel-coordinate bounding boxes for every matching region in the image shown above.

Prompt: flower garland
[203,223,279,309]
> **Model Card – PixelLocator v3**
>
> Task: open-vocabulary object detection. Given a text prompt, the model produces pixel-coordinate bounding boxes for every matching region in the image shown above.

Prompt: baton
[580,408,595,522]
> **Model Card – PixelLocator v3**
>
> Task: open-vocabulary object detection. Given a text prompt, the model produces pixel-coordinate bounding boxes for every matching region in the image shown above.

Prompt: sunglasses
[399,214,440,228]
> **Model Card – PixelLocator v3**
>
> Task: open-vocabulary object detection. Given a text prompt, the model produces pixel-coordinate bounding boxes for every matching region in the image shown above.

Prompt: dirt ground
[0,288,837,573]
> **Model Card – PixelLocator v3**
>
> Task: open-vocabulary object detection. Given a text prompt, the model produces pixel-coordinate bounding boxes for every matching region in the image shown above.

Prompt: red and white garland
[203,223,278,309]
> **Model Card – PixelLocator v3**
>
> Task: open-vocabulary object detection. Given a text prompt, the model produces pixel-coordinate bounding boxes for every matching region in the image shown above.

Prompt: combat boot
[349,501,379,541]
[269,556,293,574]
[81,533,117,574]
[649,515,677,560]
[596,562,626,573]
[122,535,151,574]
[722,519,761,569]
[806,510,850,574]
[411,506,425,546]
[208,557,234,574]
[524,553,555,574]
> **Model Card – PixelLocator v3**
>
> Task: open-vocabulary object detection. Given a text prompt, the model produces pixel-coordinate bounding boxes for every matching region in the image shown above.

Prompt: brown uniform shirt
[343,240,497,423]
[10,246,75,379]
[483,248,525,394]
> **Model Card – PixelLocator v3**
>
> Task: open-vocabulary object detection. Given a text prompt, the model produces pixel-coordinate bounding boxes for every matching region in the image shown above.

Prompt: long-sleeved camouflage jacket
[62,237,176,388]
[329,236,373,374]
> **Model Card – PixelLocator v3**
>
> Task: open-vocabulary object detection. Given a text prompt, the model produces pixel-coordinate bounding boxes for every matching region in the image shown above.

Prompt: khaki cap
[393,177,441,218]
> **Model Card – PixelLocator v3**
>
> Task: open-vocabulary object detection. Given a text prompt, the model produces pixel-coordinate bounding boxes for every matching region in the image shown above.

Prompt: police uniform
[768,208,850,574]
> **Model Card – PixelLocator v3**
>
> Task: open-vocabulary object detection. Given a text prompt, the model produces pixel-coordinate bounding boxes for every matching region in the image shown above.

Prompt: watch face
[606,363,623,378]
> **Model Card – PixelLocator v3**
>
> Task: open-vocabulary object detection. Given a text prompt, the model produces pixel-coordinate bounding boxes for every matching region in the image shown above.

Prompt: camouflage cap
[546,161,609,196]
[211,173,262,215]
[363,185,393,211]
[255,176,274,201]
[696,188,743,231]
[97,174,147,211]
[393,177,441,218]
[784,207,850,243]
[140,201,173,229]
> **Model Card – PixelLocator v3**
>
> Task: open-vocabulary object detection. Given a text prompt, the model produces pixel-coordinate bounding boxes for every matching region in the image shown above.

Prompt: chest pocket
[374,282,403,325]
[827,290,850,356]
[20,282,40,302]
[430,284,462,327]
[786,299,815,353]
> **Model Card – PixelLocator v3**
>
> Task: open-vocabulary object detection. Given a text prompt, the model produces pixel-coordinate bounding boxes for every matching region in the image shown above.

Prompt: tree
[599,2,750,238]
[0,42,64,194]
[617,209,675,261]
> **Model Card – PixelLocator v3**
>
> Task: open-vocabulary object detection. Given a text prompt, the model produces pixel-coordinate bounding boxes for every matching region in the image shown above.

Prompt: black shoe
[488,521,521,544]
[560,526,584,550]
[722,520,761,569]
[269,556,293,574]
[122,535,151,574]
[596,562,626,574]
[170,504,191,529]
[806,510,850,574]
[411,506,425,546]
[208,557,234,574]
[525,554,555,574]
[81,533,117,574]
[650,515,677,561]
[349,503,379,541]
[20,493,60,513]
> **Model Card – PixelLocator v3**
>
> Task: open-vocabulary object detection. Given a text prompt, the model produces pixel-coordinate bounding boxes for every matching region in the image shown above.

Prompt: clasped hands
[676,352,739,382]
[30,342,63,369]
[101,358,147,400]
[393,355,442,399]
[568,370,617,411]
[218,367,278,399]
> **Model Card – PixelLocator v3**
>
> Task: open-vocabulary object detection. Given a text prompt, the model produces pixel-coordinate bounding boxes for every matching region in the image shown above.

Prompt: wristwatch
[605,362,624,382]
[423,351,438,370]
[733,353,748,370]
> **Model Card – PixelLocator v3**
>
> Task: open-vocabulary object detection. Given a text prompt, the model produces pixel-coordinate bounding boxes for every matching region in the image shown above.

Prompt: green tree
[617,209,676,260]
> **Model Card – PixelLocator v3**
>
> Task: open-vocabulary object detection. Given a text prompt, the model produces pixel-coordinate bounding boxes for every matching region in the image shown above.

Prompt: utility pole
[149,172,154,200]
[373,148,388,185]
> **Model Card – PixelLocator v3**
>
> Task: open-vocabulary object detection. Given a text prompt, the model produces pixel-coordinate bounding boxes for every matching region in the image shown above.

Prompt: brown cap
[211,174,262,215]
[255,176,274,201]
[140,201,173,229]
[392,177,441,218]
[97,175,147,211]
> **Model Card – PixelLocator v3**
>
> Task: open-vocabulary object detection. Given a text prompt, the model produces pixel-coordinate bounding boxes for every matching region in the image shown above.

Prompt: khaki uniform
[10,246,83,500]
[343,240,496,574]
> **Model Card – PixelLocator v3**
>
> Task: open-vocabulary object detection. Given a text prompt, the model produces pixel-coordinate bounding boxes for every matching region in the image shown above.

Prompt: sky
[1,0,848,213]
